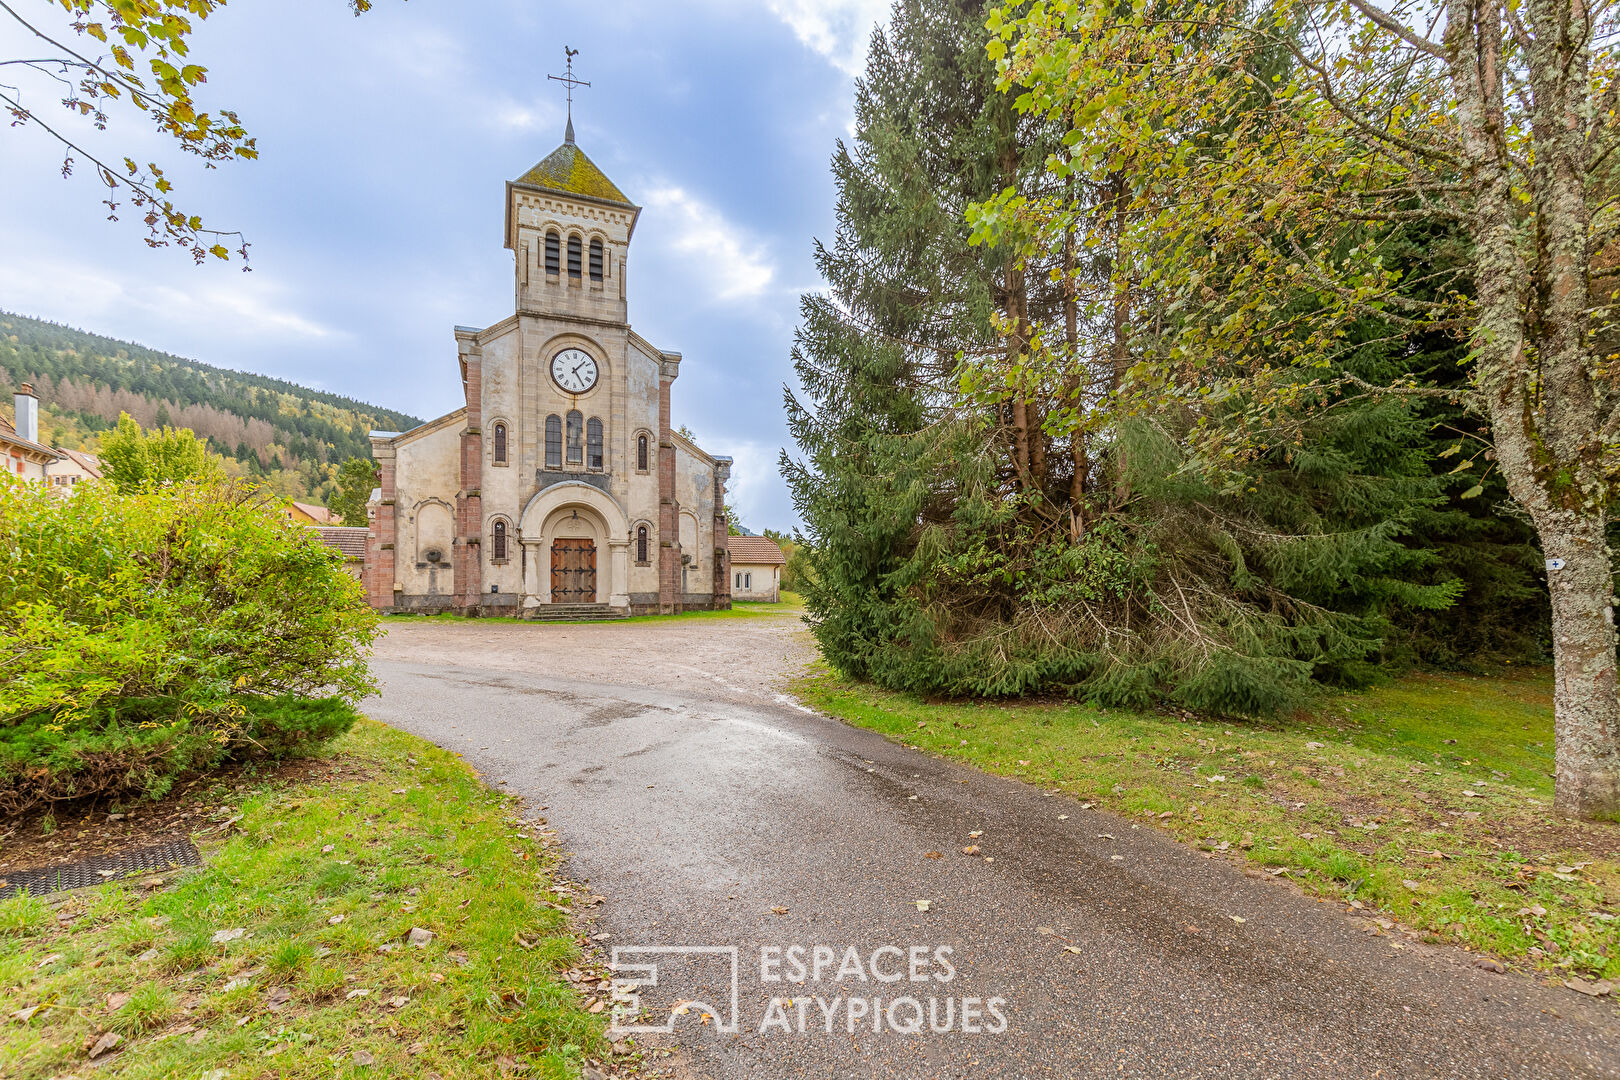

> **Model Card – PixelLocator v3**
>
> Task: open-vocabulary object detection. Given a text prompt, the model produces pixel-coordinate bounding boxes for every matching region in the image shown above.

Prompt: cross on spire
[548,46,590,145]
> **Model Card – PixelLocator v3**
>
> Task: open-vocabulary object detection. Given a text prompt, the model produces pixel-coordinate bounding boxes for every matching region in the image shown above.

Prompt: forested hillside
[0,312,420,504]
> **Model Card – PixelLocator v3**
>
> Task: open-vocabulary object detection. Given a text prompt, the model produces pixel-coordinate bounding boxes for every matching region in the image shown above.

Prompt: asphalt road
[367,620,1620,1079]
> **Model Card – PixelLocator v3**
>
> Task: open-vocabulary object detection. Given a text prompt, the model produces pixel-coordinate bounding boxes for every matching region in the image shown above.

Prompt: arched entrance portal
[518,481,632,610]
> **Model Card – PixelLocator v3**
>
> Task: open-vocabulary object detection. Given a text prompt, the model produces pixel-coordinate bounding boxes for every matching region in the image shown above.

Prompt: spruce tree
[783,0,1060,681]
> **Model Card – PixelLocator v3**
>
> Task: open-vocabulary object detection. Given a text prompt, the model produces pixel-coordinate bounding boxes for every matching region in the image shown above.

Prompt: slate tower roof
[514,139,634,207]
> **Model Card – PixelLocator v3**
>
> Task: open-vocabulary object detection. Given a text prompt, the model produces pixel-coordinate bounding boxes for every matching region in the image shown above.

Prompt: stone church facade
[363,130,732,616]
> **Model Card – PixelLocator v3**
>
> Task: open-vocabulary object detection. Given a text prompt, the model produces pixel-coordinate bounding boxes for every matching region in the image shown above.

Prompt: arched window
[589,238,604,282]
[636,433,649,472]
[544,231,560,276]
[492,520,507,561]
[567,234,582,279]
[565,409,583,465]
[636,524,649,564]
[492,422,507,465]
[545,414,562,469]
[586,417,603,470]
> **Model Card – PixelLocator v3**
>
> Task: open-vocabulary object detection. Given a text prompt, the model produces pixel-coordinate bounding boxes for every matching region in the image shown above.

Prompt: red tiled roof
[291,500,333,523]
[55,448,102,477]
[313,526,368,560]
[727,535,786,565]
[0,416,57,461]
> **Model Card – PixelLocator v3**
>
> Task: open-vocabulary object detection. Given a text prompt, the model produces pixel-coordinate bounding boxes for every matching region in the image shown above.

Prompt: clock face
[550,348,599,394]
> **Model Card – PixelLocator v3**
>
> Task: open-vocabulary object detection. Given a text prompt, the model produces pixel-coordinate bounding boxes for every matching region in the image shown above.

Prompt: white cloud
[0,255,341,345]
[766,0,892,76]
[642,186,776,302]
[700,436,788,530]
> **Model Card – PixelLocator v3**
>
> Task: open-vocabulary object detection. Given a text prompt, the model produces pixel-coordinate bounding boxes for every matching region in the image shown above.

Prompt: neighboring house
[2,384,58,482]
[311,526,368,580]
[364,120,734,616]
[727,535,786,603]
[288,501,334,525]
[46,447,102,489]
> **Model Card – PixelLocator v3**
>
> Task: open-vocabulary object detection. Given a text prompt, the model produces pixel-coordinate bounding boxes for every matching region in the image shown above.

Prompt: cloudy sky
[0,0,895,529]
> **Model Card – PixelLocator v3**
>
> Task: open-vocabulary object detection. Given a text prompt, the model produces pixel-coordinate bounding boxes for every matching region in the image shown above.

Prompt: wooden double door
[550,538,597,604]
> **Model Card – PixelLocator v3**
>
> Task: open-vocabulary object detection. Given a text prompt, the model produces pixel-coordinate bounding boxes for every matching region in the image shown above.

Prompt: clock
[550,347,599,394]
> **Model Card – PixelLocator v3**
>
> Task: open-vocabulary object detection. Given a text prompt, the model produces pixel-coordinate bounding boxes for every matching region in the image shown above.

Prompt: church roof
[514,140,634,207]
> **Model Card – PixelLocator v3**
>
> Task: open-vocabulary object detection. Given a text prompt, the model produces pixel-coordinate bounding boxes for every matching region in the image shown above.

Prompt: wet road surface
[367,619,1620,1078]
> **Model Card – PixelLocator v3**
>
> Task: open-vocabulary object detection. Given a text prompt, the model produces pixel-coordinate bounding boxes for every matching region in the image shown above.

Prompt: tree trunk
[1445,0,1620,818]
[1064,174,1087,522]
[1536,507,1620,818]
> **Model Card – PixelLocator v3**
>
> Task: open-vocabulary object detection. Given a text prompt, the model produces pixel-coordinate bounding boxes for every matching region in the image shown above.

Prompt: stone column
[454,330,484,612]
[520,540,544,608]
[657,352,682,615]
[608,539,630,610]
[712,457,733,611]
[367,437,398,611]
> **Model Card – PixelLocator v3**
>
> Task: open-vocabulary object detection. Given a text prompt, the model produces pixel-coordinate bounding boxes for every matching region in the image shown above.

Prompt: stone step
[523,603,626,622]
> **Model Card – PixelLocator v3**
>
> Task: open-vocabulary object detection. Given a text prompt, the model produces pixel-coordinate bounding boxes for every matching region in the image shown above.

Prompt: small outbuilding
[726,535,786,603]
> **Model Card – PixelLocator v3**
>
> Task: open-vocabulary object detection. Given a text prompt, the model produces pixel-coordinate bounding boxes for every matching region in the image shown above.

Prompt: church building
[363,122,732,616]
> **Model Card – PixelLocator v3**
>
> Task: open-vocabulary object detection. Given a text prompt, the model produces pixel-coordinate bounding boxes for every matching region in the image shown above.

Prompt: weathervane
[548,46,590,145]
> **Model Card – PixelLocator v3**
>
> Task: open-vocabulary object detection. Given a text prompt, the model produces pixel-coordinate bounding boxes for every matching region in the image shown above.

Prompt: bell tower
[505,139,639,325]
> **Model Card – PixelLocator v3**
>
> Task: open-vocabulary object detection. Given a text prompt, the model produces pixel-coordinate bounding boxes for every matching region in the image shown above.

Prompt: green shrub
[0,695,361,814]
[0,478,378,813]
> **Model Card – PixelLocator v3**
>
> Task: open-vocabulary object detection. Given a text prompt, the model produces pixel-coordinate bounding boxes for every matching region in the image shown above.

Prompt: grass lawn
[795,665,1620,981]
[0,720,611,1078]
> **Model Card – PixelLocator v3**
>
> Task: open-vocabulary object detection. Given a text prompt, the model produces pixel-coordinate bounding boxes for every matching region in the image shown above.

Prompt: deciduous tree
[976,0,1620,816]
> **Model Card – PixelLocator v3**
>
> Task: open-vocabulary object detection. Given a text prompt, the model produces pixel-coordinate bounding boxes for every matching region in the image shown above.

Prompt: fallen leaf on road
[772,907,789,915]
[1062,946,1082,954]
[914,900,932,912]
[1058,814,1069,820]
[1473,957,1506,973]
[1566,978,1614,997]
[1231,916,1246,924]
[923,851,942,859]
[962,845,980,855]
[969,830,984,838]
[1096,834,1115,840]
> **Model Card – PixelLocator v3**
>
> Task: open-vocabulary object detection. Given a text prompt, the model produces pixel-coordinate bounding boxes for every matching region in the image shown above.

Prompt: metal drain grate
[0,839,202,899]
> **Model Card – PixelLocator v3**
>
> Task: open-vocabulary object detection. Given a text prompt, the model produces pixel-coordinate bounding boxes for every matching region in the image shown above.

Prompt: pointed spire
[549,47,589,149]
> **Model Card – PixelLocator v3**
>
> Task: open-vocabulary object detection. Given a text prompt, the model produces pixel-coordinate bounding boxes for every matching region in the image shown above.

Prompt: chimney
[13,383,38,444]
